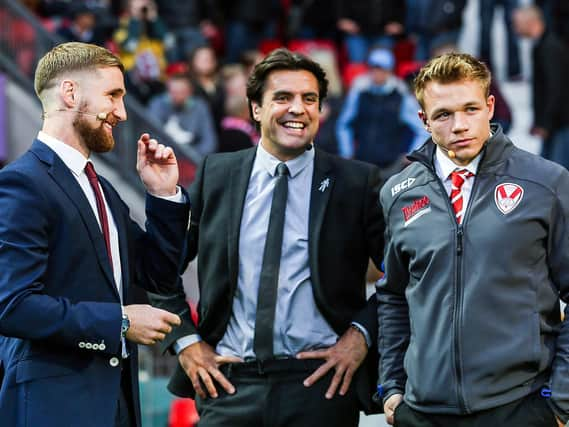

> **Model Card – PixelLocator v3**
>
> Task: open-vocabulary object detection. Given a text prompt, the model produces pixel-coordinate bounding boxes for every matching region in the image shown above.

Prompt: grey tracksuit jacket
[376,126,569,421]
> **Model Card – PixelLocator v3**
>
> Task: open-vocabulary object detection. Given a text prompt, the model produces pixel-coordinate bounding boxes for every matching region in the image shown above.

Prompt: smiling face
[251,69,320,161]
[421,79,495,166]
[73,66,126,153]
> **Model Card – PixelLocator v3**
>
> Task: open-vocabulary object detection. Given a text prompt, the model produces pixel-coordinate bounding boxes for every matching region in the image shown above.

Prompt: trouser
[195,358,360,427]
[393,391,558,427]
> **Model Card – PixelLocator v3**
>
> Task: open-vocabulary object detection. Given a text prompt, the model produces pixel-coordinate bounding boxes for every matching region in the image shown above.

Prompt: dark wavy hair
[246,48,329,128]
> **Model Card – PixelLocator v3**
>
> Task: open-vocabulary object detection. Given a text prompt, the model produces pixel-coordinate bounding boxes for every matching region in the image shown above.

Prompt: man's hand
[384,393,403,425]
[296,327,367,399]
[179,341,243,399]
[556,416,565,427]
[136,133,179,197]
[123,304,180,345]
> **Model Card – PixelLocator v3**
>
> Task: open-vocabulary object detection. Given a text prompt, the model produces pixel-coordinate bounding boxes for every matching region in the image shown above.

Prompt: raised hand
[136,133,178,197]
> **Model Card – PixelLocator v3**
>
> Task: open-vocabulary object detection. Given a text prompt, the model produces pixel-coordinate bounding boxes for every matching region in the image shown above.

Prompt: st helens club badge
[494,183,524,214]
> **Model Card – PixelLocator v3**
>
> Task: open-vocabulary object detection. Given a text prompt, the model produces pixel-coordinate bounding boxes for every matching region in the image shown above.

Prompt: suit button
[85,343,93,349]
[99,343,106,351]
[78,342,86,348]
[109,357,120,367]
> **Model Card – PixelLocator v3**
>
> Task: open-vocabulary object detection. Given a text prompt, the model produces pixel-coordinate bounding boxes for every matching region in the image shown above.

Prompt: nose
[452,112,468,133]
[288,96,305,115]
[114,98,127,122]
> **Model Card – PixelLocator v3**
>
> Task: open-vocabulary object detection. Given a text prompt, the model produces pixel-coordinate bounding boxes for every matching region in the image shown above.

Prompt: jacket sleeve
[547,168,569,423]
[375,188,411,402]
[349,164,384,342]
[147,156,207,353]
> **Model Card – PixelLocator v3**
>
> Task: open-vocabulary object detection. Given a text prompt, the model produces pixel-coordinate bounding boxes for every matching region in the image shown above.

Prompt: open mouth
[281,121,306,132]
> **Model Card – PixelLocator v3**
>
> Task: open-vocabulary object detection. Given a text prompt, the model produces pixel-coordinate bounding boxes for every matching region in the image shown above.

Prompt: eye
[305,95,318,104]
[274,94,289,102]
[435,112,450,120]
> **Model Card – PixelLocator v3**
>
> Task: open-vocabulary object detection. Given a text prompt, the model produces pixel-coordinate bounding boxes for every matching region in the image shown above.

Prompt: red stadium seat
[168,398,199,427]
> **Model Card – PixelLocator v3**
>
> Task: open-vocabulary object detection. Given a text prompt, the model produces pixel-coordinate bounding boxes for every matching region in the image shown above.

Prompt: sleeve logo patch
[402,196,431,227]
[494,183,524,214]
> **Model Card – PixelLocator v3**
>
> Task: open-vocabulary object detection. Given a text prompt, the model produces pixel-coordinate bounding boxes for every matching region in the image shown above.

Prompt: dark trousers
[195,358,360,427]
[393,391,557,427]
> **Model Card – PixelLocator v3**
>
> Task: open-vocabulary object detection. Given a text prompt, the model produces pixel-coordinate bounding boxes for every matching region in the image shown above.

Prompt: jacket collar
[408,124,514,173]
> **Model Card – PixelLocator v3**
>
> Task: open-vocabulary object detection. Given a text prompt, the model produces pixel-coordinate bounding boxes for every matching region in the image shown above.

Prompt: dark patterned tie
[253,162,289,360]
[84,161,113,269]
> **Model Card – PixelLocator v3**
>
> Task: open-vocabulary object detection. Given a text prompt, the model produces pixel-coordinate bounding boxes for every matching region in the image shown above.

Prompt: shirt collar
[256,141,314,178]
[37,131,90,177]
[434,145,481,180]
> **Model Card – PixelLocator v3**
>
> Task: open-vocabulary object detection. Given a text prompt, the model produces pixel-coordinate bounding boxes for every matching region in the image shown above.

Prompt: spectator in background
[406,0,466,61]
[113,0,168,104]
[217,0,282,64]
[155,0,219,62]
[148,73,218,156]
[286,0,338,41]
[55,3,116,46]
[337,0,406,63]
[188,45,225,133]
[514,5,569,170]
[218,64,258,152]
[56,5,99,44]
[336,48,426,180]
[479,0,522,80]
[239,49,264,76]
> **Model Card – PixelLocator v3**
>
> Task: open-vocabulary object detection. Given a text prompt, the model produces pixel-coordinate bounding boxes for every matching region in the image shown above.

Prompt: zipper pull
[457,227,463,255]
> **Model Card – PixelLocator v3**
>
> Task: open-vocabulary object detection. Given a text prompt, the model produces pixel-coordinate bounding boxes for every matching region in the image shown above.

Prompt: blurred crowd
[11,0,569,175]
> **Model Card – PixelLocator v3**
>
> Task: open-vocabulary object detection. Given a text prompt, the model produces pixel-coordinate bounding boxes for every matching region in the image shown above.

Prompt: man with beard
[0,42,190,427]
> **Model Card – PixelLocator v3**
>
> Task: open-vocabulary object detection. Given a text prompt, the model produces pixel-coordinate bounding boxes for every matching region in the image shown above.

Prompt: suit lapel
[228,148,257,287]
[309,150,335,285]
[31,141,118,297]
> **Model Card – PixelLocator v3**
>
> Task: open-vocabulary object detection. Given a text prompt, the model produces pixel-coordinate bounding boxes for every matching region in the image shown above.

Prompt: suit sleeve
[350,164,385,342]
[375,187,410,402]
[147,156,207,353]
[0,170,122,354]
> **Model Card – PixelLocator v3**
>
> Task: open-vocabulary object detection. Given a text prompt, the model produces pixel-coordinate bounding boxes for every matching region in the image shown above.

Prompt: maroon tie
[450,169,474,224]
[84,161,113,269]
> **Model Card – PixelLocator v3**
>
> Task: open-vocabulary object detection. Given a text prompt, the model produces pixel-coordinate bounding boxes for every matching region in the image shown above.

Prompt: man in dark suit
[150,48,384,426]
[0,42,190,427]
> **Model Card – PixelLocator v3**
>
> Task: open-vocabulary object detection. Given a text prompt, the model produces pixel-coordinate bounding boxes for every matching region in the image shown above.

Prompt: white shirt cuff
[173,334,202,354]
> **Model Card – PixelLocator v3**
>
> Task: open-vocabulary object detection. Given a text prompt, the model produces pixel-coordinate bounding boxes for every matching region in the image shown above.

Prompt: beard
[73,111,115,153]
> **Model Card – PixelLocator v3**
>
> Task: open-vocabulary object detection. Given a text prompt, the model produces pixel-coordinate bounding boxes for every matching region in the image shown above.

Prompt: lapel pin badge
[318,178,330,192]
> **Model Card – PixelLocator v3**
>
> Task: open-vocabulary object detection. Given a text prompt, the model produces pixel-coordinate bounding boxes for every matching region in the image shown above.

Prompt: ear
[486,94,495,121]
[251,101,262,122]
[418,110,430,132]
[60,79,76,108]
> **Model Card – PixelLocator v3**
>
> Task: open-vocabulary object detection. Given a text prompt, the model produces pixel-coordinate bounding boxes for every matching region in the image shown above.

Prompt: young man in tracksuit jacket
[376,52,569,427]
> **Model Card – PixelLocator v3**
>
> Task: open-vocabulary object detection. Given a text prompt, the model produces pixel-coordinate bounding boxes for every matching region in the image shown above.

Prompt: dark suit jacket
[0,140,190,427]
[152,147,384,413]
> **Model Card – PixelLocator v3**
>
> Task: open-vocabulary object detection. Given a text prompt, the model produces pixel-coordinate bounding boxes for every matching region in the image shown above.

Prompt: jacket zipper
[454,225,467,412]
[452,172,479,414]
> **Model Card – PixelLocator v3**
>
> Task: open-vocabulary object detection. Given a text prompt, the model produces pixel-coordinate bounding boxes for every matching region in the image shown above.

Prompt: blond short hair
[414,53,491,110]
[34,42,124,97]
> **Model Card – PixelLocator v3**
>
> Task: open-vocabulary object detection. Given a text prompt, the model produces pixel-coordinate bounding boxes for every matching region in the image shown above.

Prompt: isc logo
[391,178,416,196]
